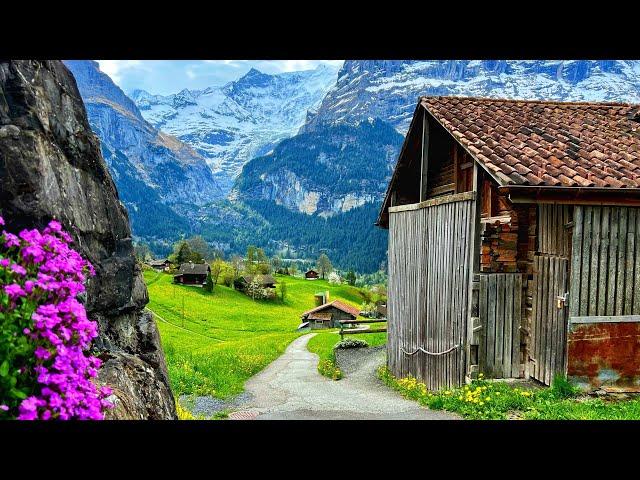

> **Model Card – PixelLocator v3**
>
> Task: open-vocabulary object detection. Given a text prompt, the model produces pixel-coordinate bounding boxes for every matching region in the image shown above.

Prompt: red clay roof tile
[421,96,640,188]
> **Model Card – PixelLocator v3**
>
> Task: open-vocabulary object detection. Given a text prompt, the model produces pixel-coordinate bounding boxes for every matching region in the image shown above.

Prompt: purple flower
[0,216,4,226]
[1,217,113,420]
[10,263,27,276]
[3,232,20,248]
[4,283,26,299]
[0,404,8,411]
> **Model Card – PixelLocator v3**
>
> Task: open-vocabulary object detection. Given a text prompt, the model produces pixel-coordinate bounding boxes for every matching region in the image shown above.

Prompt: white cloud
[97,60,146,82]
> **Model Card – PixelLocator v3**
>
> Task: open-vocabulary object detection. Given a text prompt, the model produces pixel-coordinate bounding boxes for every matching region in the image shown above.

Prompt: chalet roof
[177,263,210,275]
[241,274,276,285]
[305,269,318,274]
[421,96,640,189]
[149,258,169,266]
[301,300,360,319]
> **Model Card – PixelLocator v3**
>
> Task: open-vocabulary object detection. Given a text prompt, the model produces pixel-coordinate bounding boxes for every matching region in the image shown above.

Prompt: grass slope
[144,270,363,399]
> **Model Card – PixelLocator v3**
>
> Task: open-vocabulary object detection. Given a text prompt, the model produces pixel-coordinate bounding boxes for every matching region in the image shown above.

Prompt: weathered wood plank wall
[478,273,523,378]
[387,193,475,390]
[569,206,640,318]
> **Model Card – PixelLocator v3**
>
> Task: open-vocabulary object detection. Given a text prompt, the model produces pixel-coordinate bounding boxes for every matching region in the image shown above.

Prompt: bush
[335,338,369,349]
[0,216,113,420]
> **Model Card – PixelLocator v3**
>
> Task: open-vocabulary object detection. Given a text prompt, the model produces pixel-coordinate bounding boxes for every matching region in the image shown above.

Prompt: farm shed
[149,258,172,271]
[301,300,360,329]
[234,274,277,291]
[173,262,210,286]
[305,269,320,280]
[377,96,640,392]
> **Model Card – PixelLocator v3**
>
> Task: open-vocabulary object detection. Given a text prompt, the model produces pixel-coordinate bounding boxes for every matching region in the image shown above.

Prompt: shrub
[0,216,113,420]
[335,338,369,349]
[328,272,341,284]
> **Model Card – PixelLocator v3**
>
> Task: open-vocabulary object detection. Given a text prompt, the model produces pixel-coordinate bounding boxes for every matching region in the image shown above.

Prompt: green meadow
[144,270,366,399]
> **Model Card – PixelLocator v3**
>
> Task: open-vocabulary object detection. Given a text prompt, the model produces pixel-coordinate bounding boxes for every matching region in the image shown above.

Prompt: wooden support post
[466,162,481,383]
[419,110,429,202]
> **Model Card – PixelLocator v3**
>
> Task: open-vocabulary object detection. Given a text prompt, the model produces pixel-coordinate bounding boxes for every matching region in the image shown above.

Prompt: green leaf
[0,360,9,377]
[10,388,27,400]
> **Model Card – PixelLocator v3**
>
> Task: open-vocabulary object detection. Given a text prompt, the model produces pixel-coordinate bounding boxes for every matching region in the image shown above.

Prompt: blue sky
[97,60,344,96]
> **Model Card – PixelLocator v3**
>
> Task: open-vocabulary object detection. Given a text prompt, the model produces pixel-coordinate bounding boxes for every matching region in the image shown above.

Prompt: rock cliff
[0,60,176,419]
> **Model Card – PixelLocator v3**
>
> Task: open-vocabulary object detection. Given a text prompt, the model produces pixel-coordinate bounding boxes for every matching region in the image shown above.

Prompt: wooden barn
[301,300,361,329]
[305,269,320,280]
[173,262,210,286]
[234,274,277,292]
[377,96,640,392]
[149,258,172,272]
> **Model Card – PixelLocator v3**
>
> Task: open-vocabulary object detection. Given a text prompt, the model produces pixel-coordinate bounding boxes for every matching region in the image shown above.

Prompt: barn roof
[241,274,276,285]
[377,96,640,227]
[177,263,210,275]
[421,96,640,189]
[301,300,360,318]
[149,259,168,266]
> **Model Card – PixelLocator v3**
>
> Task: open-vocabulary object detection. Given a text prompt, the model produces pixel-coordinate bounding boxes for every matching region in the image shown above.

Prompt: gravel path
[231,334,459,420]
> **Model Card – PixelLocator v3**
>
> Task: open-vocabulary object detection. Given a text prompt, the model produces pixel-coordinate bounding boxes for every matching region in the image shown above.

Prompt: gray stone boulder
[0,60,176,419]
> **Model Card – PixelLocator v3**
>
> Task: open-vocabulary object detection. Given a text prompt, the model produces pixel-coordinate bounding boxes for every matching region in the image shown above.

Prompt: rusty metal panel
[567,319,640,390]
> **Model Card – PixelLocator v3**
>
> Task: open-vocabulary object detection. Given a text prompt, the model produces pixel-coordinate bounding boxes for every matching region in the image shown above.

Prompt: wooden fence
[478,273,523,379]
[387,193,475,390]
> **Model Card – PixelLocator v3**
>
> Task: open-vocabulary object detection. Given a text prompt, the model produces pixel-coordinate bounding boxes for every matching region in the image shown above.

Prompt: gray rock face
[0,60,176,419]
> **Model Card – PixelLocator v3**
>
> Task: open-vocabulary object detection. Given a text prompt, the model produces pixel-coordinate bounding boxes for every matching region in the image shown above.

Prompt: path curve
[234,334,458,420]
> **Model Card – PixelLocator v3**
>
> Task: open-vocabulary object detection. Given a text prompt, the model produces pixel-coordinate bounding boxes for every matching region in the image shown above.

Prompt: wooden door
[531,256,570,385]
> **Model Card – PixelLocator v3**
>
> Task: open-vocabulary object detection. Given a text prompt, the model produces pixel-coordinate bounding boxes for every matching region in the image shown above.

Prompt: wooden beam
[428,183,455,197]
[570,315,640,324]
[389,191,475,213]
[419,110,429,202]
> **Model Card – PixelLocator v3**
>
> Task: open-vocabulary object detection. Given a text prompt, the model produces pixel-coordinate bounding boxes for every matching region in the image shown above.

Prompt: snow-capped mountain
[303,60,640,134]
[63,60,224,247]
[131,64,339,192]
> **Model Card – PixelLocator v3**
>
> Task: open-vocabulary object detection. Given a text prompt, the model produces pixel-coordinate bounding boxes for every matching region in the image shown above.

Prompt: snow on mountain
[303,60,640,134]
[131,64,339,193]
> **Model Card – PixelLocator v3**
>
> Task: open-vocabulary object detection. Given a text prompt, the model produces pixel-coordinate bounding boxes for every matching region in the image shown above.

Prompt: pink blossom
[10,263,27,276]
[4,283,26,299]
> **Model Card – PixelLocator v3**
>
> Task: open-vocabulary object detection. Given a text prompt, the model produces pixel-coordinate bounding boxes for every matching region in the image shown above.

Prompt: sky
[97,60,345,96]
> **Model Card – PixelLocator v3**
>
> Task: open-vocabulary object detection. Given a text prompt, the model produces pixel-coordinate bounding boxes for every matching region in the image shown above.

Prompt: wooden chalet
[149,258,172,271]
[234,274,277,291]
[173,262,210,286]
[301,300,361,329]
[305,269,319,280]
[378,96,640,392]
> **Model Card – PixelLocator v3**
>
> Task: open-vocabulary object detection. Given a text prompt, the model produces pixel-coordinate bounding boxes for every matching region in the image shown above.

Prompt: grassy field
[307,328,387,379]
[378,367,640,420]
[144,270,365,399]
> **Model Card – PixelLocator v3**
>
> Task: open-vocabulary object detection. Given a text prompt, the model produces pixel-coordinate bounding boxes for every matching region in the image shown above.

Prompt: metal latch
[556,292,569,309]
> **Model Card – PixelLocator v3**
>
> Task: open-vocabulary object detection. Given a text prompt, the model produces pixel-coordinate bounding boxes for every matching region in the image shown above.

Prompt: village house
[173,262,210,286]
[234,274,277,292]
[378,96,640,392]
[149,258,172,272]
[300,300,361,329]
[305,269,320,280]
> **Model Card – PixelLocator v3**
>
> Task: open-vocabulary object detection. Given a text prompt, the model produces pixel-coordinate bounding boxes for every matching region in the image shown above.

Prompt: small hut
[234,274,277,292]
[149,258,172,271]
[305,269,319,280]
[173,262,210,286]
[301,300,361,329]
